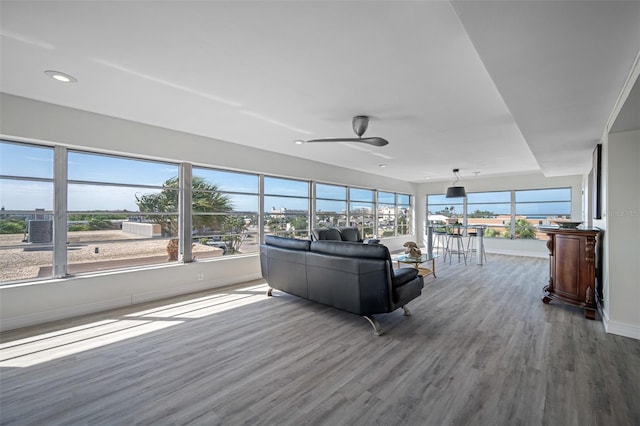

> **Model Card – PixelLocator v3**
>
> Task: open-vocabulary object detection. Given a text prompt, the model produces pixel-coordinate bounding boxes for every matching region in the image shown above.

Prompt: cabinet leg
[542,295,551,304]
[584,309,596,320]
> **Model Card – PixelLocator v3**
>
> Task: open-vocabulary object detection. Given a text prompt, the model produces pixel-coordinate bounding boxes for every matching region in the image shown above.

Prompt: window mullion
[510,190,516,239]
[463,195,468,229]
[259,175,265,243]
[53,145,67,278]
[310,181,316,238]
[393,192,398,237]
[179,163,192,262]
[374,189,378,238]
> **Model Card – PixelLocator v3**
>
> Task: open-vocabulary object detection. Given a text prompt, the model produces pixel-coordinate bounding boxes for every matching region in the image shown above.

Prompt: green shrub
[0,220,25,234]
[484,228,503,238]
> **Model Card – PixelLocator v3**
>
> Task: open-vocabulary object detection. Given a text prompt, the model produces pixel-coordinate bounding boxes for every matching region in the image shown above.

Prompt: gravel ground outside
[0,230,239,282]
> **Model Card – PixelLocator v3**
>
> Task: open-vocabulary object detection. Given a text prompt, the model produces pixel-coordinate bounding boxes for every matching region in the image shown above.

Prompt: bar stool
[432,226,448,258]
[446,225,467,265]
[466,228,487,263]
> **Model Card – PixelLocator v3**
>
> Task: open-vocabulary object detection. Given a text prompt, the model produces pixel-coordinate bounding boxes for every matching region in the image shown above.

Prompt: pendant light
[446,168,466,198]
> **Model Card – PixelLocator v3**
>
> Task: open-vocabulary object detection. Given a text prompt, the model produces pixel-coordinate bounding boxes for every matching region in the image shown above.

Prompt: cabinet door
[554,234,583,299]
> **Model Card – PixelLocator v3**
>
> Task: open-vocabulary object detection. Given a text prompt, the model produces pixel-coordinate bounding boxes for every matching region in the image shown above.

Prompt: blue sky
[2,142,318,212]
[428,189,571,217]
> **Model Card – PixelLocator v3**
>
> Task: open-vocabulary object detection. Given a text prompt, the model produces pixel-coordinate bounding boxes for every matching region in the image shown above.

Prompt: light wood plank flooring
[1,255,639,425]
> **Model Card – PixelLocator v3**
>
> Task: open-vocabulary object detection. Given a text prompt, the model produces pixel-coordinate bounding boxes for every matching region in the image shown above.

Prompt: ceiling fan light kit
[305,115,389,147]
[446,168,466,198]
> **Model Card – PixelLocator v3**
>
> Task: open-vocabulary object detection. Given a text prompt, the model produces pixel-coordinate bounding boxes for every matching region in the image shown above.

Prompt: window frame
[314,183,348,230]
[263,176,311,240]
[191,165,260,255]
[426,187,573,239]
[1,139,414,284]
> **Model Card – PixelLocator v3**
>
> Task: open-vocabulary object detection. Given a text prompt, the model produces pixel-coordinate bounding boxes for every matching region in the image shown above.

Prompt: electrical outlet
[197,272,204,281]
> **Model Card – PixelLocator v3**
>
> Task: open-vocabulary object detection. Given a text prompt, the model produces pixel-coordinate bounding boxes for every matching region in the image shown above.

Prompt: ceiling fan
[306,115,389,147]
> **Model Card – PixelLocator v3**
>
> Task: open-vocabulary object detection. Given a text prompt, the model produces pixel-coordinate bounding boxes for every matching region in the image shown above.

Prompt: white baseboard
[602,309,640,340]
[486,249,548,259]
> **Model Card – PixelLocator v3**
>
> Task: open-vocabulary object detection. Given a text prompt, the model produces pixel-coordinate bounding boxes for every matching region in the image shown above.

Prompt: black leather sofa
[259,235,424,335]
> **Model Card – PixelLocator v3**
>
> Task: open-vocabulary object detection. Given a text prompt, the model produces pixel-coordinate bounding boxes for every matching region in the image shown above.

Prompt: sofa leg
[266,287,273,297]
[402,306,412,316]
[363,315,383,336]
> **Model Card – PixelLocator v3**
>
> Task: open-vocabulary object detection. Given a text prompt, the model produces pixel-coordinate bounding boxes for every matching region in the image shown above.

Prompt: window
[264,177,309,239]
[316,184,410,238]
[67,151,180,274]
[1,140,418,285]
[192,168,259,256]
[349,187,375,238]
[0,141,54,282]
[427,188,572,240]
[397,194,411,236]
[315,183,347,229]
[515,188,571,239]
[377,191,396,238]
[467,191,512,238]
[427,194,463,224]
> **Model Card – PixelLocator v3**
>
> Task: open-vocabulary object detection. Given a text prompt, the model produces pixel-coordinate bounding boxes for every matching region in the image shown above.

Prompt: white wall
[0,94,414,331]
[0,255,259,331]
[599,129,640,339]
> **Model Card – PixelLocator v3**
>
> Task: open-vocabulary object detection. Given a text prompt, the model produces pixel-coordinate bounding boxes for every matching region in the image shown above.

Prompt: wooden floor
[1,255,639,425]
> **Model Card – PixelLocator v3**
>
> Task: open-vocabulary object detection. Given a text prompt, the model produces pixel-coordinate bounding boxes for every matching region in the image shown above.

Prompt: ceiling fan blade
[306,137,389,147]
[359,137,389,147]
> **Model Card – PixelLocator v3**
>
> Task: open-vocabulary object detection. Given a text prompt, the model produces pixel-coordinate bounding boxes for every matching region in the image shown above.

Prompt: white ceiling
[1,1,638,183]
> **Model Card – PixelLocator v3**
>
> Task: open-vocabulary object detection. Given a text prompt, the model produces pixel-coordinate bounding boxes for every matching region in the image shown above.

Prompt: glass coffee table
[393,253,439,278]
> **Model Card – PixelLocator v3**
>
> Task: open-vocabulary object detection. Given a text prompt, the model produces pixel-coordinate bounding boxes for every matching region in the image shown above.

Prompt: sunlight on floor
[0,284,268,368]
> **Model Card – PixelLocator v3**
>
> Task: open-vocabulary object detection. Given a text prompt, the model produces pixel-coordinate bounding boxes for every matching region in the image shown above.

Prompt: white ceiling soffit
[610,74,640,134]
[451,0,640,177]
[0,1,638,182]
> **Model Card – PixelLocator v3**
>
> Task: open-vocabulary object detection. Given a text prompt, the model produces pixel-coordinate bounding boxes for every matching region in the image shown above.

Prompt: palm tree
[136,176,232,236]
[504,218,537,239]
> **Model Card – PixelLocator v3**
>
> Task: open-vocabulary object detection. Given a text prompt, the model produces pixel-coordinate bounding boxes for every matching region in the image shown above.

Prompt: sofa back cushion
[265,234,311,251]
[310,240,389,260]
[337,226,362,242]
[311,228,343,241]
[307,241,392,314]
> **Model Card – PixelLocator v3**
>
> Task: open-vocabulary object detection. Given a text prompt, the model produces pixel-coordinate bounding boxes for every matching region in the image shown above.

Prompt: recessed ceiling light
[378,164,388,168]
[293,140,306,145]
[44,70,77,83]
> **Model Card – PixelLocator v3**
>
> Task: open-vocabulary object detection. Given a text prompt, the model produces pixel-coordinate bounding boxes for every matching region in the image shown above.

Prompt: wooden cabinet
[542,228,601,319]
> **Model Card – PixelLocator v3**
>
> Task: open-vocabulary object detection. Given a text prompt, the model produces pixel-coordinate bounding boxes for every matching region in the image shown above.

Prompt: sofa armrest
[392,267,419,288]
